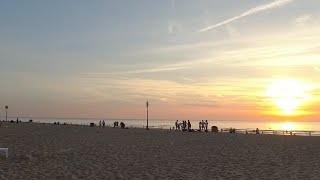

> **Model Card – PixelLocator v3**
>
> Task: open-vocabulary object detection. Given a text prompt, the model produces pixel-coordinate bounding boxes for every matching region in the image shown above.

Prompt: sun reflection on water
[268,122,298,131]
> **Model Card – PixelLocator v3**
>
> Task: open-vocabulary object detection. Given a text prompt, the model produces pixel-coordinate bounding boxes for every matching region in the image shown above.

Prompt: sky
[0,0,320,121]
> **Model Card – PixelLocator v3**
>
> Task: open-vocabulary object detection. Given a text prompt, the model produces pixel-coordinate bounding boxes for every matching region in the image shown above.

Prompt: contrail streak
[199,0,293,32]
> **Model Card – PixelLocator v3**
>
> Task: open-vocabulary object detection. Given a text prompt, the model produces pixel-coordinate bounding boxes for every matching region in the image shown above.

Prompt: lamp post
[146,101,149,130]
[5,106,8,122]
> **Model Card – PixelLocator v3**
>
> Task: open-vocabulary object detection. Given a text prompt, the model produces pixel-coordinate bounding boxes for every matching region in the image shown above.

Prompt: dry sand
[0,122,320,179]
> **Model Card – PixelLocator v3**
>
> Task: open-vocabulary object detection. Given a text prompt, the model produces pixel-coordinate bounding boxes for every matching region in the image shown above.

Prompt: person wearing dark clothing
[175,120,178,130]
[187,120,191,131]
[120,122,125,129]
[205,120,208,131]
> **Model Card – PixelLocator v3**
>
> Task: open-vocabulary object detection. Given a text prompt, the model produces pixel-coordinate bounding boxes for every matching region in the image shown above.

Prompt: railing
[220,128,320,136]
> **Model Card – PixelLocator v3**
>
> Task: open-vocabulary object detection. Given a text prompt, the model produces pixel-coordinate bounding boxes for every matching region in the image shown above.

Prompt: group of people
[113,121,126,129]
[175,120,192,131]
[99,120,106,128]
[199,120,209,131]
[174,120,209,132]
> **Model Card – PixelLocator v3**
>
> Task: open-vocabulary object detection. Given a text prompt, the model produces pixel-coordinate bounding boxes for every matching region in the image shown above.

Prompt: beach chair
[0,148,8,158]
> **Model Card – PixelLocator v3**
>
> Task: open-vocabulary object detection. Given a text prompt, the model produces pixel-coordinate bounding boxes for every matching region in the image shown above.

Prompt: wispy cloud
[199,0,293,32]
[82,58,214,76]
[83,66,186,76]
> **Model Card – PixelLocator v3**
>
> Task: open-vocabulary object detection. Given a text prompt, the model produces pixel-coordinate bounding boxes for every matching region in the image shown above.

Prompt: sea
[8,117,320,131]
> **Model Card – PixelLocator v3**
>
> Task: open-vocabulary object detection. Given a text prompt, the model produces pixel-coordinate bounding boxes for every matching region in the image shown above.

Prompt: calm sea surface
[11,117,320,131]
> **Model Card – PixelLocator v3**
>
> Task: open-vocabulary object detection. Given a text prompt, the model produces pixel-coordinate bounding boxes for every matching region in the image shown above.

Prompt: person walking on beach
[99,120,102,128]
[102,120,105,128]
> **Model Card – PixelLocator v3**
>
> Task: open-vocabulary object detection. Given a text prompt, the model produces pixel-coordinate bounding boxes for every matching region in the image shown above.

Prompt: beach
[0,122,320,179]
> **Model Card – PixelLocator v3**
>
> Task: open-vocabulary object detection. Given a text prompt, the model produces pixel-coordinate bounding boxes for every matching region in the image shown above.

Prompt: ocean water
[10,117,320,131]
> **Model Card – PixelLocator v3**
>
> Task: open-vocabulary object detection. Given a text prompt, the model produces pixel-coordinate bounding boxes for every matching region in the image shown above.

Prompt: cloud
[83,66,186,76]
[295,15,312,27]
[199,0,293,32]
[83,58,215,77]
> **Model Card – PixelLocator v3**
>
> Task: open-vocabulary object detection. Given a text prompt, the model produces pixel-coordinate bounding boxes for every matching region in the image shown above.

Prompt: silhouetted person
[99,120,102,127]
[256,128,260,134]
[16,118,19,124]
[175,120,178,130]
[102,120,105,128]
[180,120,184,131]
[181,121,184,131]
[187,120,191,131]
[205,120,208,131]
[120,122,125,129]
[199,121,202,131]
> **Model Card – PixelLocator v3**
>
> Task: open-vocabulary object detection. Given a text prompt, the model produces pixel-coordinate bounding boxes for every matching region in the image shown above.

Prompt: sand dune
[0,122,320,179]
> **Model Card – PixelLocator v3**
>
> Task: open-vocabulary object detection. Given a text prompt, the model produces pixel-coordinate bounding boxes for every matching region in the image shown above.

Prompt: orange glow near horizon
[269,122,298,131]
[266,79,315,116]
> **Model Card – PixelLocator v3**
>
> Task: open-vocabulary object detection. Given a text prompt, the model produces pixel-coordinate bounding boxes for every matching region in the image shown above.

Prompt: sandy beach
[0,122,320,179]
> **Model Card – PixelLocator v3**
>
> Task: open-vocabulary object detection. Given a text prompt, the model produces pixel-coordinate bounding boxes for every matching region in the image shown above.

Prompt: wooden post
[5,106,8,122]
[146,101,149,130]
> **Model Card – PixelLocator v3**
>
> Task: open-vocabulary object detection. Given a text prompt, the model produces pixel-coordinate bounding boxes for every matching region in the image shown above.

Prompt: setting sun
[266,79,314,115]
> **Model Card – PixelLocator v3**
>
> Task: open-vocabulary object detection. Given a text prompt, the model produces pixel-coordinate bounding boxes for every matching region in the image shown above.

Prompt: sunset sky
[1,0,319,120]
